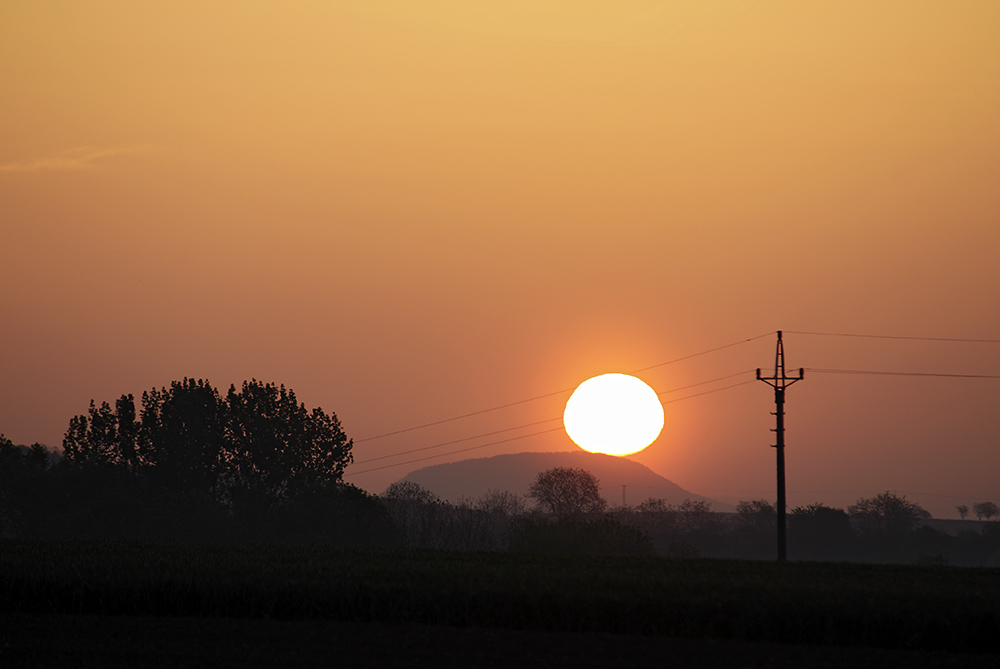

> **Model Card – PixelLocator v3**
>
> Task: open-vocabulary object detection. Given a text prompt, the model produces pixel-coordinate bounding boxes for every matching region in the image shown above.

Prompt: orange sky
[2,2,999,518]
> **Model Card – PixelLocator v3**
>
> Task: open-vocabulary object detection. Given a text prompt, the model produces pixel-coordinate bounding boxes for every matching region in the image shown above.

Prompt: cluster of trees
[373,467,1000,565]
[1,379,394,545]
[4,388,1000,566]
[957,502,999,521]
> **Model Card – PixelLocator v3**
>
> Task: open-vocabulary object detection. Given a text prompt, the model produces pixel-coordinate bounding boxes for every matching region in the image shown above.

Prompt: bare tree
[528,467,606,519]
[973,501,998,521]
[475,489,526,517]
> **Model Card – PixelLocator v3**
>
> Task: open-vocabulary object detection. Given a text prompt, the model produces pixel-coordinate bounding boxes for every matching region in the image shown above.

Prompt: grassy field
[1,539,998,658]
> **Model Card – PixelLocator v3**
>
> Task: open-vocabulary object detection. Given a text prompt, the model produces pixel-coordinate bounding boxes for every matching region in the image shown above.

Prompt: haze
[2,2,998,518]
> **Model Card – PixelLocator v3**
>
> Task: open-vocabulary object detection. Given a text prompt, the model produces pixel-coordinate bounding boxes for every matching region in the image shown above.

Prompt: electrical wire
[785,330,1000,344]
[347,373,756,476]
[656,370,753,396]
[345,427,566,477]
[353,417,562,465]
[357,333,772,443]
[630,332,773,373]
[805,368,1000,379]
[355,388,573,443]
[662,379,755,403]
[356,372,754,465]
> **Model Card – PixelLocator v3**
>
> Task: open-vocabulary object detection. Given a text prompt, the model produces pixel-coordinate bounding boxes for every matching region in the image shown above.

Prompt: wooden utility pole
[757,331,803,562]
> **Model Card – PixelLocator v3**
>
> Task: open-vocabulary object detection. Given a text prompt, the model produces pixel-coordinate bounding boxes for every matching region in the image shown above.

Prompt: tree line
[1,379,395,544]
[2,380,999,565]
[385,467,1000,566]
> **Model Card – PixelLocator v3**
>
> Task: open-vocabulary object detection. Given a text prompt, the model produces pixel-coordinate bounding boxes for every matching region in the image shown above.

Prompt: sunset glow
[1,2,999,518]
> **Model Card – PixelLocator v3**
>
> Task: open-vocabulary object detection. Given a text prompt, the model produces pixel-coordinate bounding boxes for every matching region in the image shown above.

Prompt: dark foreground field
[2,540,999,667]
[6,613,999,668]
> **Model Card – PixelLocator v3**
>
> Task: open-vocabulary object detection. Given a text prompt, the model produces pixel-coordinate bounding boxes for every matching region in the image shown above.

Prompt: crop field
[1,539,999,666]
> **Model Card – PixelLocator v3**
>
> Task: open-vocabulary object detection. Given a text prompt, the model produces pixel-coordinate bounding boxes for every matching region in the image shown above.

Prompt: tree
[790,503,851,536]
[848,492,927,536]
[63,399,132,467]
[63,379,227,490]
[974,501,999,521]
[528,467,606,519]
[139,379,226,493]
[789,503,853,560]
[735,499,777,534]
[1,435,52,536]
[957,504,970,520]
[62,378,353,516]
[222,380,353,519]
[474,489,526,517]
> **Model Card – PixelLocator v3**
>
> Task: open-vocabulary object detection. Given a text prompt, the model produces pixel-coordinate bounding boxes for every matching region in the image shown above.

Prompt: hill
[400,451,732,511]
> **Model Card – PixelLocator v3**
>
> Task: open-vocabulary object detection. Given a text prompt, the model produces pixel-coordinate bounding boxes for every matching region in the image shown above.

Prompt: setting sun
[563,373,665,456]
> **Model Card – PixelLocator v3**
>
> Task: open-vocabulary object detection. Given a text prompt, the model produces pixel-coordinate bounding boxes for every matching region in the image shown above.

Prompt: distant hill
[399,451,732,511]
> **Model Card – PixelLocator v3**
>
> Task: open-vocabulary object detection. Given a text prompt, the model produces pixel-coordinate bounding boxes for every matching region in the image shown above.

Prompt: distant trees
[528,467,606,519]
[789,503,853,560]
[0,435,51,536]
[381,482,527,551]
[847,492,927,537]
[734,499,776,534]
[957,505,970,520]
[974,501,999,521]
[731,499,777,559]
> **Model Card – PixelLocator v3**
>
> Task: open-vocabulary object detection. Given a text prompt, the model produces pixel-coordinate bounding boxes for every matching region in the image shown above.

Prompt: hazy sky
[3,2,999,517]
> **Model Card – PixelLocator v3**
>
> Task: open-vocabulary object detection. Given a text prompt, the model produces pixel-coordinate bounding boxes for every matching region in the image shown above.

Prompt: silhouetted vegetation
[6,416,1000,566]
[975,501,999,521]
[527,466,606,518]
[0,380,390,547]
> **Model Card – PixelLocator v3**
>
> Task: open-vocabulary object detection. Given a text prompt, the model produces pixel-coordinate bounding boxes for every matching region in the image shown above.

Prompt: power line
[353,417,561,465]
[805,368,1000,379]
[786,330,1000,344]
[702,489,998,503]
[357,333,772,443]
[357,373,753,464]
[355,388,572,443]
[345,427,565,477]
[662,379,754,404]
[656,370,753,396]
[630,332,772,373]
[349,373,755,474]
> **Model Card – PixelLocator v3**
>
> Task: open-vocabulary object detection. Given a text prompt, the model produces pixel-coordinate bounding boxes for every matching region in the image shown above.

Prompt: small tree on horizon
[848,491,927,537]
[527,467,606,519]
[956,504,970,520]
[973,501,999,521]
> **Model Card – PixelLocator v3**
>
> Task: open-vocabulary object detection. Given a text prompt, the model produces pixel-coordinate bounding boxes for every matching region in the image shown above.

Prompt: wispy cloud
[0,145,157,173]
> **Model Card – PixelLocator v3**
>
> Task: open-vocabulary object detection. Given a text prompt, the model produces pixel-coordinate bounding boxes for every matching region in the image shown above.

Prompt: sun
[563,373,664,456]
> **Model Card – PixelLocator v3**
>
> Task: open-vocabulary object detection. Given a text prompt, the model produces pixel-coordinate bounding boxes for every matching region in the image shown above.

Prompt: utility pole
[622,484,627,507]
[757,331,803,562]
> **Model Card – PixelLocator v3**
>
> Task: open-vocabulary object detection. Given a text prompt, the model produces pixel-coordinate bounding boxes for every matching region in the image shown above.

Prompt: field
[2,540,999,667]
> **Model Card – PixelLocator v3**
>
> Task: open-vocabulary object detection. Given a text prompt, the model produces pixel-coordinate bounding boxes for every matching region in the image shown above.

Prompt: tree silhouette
[62,378,353,518]
[222,380,352,522]
[735,499,776,534]
[957,504,970,520]
[140,379,226,493]
[527,467,606,519]
[848,492,926,537]
[974,501,998,521]
[789,503,853,560]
